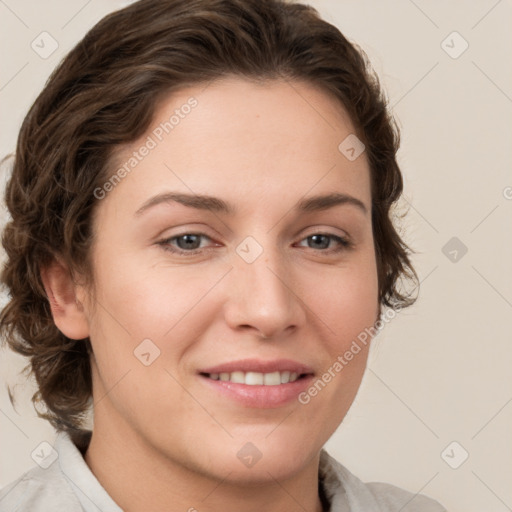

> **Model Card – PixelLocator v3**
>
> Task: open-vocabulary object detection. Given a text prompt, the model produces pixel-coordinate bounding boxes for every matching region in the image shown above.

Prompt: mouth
[200,370,308,385]
[197,359,315,408]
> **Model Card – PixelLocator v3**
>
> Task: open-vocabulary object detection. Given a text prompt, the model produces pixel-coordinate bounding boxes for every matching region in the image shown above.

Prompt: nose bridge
[226,236,302,337]
[237,240,291,306]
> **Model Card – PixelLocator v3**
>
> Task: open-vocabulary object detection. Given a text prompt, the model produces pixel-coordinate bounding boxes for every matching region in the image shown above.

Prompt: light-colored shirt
[0,432,447,511]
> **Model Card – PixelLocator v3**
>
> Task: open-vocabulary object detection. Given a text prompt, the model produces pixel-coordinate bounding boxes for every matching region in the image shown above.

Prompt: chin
[195,433,322,485]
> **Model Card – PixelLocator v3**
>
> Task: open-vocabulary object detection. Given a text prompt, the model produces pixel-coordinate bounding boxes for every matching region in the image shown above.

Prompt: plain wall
[1,1,511,511]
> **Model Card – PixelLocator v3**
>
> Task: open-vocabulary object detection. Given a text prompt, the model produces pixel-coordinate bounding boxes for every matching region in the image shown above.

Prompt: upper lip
[198,358,314,375]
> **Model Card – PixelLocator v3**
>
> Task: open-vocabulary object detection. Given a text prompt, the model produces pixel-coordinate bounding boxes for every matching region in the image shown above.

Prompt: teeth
[245,372,263,385]
[207,370,302,385]
[263,371,280,385]
[230,371,245,384]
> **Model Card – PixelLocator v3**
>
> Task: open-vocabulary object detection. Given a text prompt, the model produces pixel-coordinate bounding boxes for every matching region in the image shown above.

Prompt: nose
[223,244,306,340]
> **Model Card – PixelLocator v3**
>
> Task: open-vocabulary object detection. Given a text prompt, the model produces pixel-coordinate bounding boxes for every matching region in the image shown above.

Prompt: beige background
[1,1,511,511]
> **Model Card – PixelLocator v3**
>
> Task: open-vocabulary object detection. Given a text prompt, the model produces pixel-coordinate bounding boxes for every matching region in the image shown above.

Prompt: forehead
[101,77,371,217]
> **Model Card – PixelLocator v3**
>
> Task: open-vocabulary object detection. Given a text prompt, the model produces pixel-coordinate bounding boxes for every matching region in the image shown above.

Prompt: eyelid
[300,225,349,239]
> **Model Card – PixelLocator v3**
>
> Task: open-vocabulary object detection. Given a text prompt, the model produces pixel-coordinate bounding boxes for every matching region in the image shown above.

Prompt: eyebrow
[134,191,368,217]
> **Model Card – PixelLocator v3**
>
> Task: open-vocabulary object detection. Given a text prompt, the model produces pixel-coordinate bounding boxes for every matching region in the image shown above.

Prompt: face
[78,77,379,482]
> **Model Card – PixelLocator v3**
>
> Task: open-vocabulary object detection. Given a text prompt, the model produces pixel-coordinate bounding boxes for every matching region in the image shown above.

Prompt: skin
[42,77,379,512]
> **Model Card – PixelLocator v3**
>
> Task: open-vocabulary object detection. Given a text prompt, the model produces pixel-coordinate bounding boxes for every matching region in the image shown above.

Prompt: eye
[158,233,216,255]
[296,233,351,253]
[157,232,352,256]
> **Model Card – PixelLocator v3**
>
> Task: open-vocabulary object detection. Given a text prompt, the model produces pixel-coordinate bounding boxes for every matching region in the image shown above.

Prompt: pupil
[310,235,328,249]
[178,234,200,250]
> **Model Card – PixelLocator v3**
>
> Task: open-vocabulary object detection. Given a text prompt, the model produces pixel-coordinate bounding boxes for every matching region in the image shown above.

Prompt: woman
[0,0,446,510]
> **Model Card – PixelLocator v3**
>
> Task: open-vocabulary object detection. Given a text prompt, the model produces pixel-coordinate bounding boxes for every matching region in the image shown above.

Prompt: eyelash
[157,232,352,256]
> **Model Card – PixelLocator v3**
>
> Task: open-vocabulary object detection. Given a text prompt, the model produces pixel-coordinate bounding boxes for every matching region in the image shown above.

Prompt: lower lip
[199,374,314,408]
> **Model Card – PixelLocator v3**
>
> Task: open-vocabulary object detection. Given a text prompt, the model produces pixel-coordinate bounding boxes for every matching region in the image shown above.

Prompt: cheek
[293,261,378,438]
[310,256,379,347]
[84,259,209,422]
[85,254,225,374]
[305,253,378,389]
[89,251,201,332]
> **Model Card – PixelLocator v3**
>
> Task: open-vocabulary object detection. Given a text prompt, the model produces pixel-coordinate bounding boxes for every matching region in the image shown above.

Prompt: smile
[197,359,315,408]
[203,371,304,385]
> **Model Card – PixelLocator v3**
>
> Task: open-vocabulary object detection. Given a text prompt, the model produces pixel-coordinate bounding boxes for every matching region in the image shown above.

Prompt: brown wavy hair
[0,0,418,439]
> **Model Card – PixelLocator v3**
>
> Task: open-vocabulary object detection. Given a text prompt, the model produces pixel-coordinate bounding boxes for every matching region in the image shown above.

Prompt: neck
[84,408,325,512]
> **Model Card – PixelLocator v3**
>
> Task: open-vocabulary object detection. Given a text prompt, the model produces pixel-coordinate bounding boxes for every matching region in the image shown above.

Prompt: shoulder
[319,449,447,512]
[0,463,82,512]
[1,431,121,512]
[364,481,447,512]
